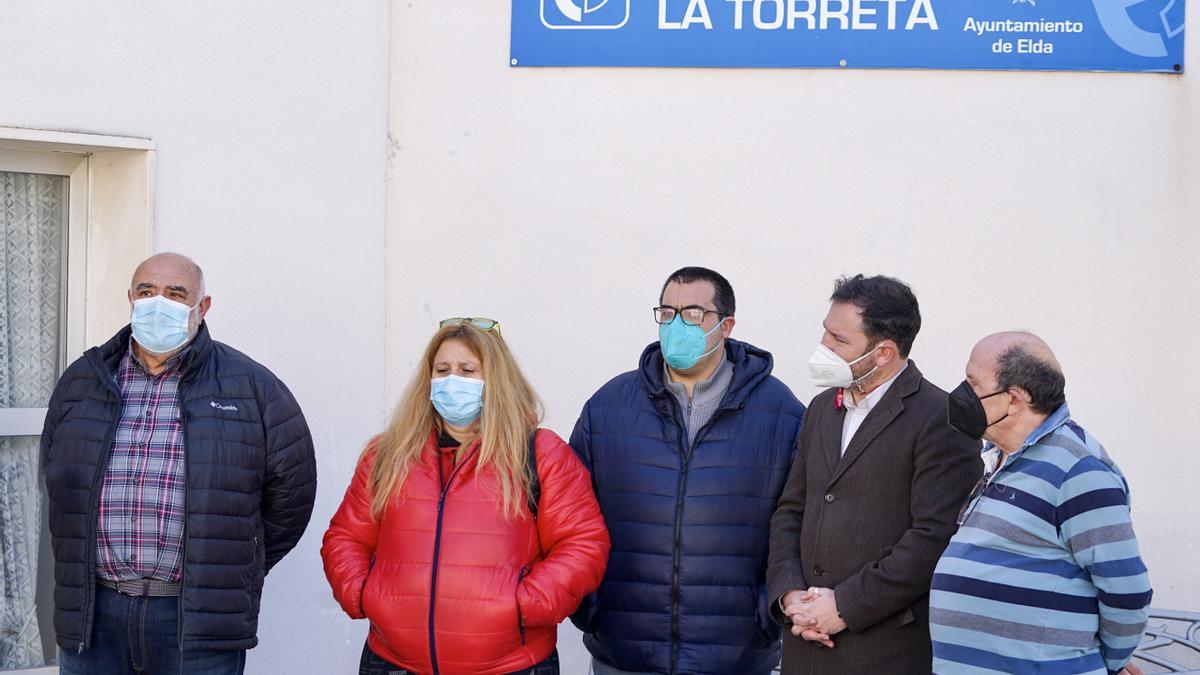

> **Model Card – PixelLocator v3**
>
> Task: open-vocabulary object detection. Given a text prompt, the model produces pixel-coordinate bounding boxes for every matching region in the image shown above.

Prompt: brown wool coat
[767,362,983,675]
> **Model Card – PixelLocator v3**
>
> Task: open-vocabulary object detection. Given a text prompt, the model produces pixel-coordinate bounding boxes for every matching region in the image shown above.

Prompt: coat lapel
[828,362,923,485]
[822,402,846,474]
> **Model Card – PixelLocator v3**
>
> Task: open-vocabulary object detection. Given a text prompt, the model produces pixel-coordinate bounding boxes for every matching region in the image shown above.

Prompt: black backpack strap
[526,430,541,519]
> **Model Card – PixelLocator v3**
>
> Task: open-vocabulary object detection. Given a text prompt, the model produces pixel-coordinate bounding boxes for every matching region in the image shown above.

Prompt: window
[0,149,84,671]
[0,129,154,673]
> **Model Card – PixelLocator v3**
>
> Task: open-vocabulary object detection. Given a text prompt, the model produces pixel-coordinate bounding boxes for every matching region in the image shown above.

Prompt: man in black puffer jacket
[41,253,316,675]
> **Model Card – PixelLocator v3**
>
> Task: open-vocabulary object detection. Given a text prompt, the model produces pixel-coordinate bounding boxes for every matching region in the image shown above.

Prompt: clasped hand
[781,587,846,648]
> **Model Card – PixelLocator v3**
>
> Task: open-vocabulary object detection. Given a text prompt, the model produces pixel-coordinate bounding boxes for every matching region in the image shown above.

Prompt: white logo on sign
[541,0,631,30]
[1093,0,1180,57]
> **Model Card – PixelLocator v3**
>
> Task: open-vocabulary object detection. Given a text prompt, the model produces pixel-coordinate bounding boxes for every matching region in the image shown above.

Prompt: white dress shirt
[840,362,908,455]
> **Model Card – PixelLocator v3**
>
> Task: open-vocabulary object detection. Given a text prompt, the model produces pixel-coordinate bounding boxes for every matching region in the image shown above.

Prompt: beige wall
[388,0,1199,614]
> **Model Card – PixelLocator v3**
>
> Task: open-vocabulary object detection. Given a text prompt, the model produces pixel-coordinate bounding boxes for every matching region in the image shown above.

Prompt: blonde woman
[322,318,609,675]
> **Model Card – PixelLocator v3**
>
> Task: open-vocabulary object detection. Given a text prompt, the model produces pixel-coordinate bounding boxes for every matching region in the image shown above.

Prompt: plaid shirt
[95,342,191,583]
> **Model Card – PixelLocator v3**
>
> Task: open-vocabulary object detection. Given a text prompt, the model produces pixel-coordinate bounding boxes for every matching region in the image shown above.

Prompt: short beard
[848,345,878,393]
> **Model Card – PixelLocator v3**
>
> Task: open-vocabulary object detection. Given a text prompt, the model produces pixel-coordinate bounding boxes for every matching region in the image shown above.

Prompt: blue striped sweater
[929,404,1151,675]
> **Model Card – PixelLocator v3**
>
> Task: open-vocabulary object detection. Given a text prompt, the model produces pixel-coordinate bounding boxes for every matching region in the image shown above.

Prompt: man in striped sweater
[931,332,1152,675]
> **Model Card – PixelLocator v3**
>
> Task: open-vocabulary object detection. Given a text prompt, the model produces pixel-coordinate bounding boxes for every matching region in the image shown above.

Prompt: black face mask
[947,380,1008,440]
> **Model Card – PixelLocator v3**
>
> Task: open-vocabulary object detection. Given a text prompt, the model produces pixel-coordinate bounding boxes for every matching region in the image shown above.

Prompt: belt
[98,577,181,597]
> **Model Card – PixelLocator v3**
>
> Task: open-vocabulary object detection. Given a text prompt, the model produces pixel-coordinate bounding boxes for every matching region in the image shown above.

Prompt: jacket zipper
[428,444,476,675]
[669,444,689,675]
[666,395,741,675]
[177,395,190,651]
[79,352,123,653]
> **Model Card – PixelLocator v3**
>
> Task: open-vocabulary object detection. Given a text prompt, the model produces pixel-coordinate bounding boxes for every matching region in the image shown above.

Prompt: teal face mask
[658,315,724,371]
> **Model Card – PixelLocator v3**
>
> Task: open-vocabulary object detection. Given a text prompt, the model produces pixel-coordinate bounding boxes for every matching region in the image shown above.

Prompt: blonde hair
[370,323,543,519]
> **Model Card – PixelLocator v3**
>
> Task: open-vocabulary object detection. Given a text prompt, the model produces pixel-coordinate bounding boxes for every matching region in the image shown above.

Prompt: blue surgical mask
[430,374,484,427]
[130,295,200,355]
[658,315,724,371]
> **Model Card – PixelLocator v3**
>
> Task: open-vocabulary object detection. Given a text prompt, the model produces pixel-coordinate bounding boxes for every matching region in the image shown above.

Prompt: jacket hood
[637,338,775,408]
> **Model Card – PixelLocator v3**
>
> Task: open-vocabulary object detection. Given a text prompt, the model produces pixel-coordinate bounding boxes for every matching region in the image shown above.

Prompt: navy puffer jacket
[570,339,805,675]
[40,323,316,653]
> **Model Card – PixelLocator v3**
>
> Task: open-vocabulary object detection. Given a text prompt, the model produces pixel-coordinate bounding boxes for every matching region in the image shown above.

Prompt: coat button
[813,566,824,576]
[824,493,835,503]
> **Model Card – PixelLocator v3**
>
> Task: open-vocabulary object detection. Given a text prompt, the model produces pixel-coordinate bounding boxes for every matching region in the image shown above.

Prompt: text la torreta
[658,0,939,32]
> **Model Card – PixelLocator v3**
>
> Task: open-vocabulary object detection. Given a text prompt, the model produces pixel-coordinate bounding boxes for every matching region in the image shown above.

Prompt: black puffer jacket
[40,323,316,653]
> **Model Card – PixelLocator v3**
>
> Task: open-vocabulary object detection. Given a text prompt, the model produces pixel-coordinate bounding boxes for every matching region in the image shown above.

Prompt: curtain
[0,170,65,669]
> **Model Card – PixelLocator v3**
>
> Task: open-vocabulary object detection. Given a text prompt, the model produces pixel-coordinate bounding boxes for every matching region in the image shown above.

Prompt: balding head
[969,332,1065,415]
[130,252,206,302]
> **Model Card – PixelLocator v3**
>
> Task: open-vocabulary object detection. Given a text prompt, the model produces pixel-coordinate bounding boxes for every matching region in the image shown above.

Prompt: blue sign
[511,0,1185,72]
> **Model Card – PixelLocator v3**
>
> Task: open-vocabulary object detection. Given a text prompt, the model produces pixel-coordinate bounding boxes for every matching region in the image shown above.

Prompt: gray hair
[995,345,1065,415]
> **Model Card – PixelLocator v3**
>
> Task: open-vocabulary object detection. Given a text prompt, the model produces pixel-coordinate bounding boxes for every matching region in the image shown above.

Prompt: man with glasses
[570,266,806,675]
[931,332,1150,675]
[766,274,981,675]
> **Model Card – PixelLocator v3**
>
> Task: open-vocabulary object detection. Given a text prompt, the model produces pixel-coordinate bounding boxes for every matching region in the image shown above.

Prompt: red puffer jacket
[322,428,609,675]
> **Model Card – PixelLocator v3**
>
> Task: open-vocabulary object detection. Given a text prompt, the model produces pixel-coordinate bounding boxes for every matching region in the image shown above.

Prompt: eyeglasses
[438,317,501,333]
[653,305,724,326]
[956,477,985,526]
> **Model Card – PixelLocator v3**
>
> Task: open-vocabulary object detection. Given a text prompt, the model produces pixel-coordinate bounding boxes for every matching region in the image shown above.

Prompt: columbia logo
[210,401,238,412]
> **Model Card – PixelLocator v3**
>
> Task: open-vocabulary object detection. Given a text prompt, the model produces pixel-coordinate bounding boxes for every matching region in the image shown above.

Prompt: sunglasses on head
[439,317,501,334]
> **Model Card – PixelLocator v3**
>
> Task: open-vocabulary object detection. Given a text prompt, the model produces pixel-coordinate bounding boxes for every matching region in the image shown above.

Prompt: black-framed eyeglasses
[439,317,501,333]
[653,305,724,326]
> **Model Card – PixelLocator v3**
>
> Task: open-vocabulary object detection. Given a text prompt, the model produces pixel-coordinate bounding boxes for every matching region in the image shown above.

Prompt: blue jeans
[590,657,776,675]
[59,584,246,675]
[360,642,560,674]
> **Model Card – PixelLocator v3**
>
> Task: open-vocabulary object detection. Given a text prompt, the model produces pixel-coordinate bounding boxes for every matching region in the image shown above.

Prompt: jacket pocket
[754,584,778,644]
[516,565,531,645]
[250,532,266,618]
[360,561,378,621]
[358,555,375,619]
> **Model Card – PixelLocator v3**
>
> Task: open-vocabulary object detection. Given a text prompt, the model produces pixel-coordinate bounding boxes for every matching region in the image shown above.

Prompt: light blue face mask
[430,374,484,427]
[130,295,199,355]
[658,315,724,371]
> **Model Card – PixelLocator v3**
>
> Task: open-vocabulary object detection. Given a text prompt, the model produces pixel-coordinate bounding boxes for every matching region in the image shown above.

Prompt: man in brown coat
[767,274,981,674]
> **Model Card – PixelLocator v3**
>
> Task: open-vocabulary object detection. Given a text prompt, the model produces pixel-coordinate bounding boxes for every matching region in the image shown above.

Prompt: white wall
[388,0,1200,623]
[1,2,389,673]
[3,0,1195,671]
